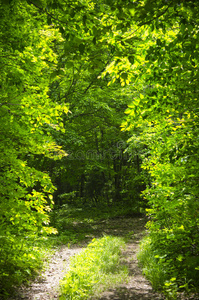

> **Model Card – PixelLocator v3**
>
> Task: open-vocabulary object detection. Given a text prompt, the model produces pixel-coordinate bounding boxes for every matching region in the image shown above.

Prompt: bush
[138,233,199,299]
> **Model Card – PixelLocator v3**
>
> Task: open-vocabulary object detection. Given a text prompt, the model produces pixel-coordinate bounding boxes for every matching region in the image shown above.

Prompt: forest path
[10,245,84,299]
[10,216,165,300]
[96,217,164,300]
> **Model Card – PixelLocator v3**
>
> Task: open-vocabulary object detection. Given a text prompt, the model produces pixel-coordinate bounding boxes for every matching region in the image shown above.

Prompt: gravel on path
[9,246,84,300]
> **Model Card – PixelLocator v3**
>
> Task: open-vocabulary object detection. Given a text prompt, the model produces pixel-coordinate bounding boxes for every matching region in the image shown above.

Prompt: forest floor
[10,216,166,300]
[9,215,197,300]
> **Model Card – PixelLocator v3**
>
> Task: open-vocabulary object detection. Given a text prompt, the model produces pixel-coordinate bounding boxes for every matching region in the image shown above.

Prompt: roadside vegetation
[138,236,199,299]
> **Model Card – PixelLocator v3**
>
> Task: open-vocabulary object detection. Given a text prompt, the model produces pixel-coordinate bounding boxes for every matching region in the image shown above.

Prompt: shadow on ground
[98,288,165,300]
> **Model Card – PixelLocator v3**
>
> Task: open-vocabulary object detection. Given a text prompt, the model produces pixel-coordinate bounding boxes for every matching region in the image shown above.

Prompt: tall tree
[117,0,199,292]
[0,0,68,291]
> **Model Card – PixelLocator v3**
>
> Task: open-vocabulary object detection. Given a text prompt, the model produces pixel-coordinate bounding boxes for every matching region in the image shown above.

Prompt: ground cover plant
[59,236,128,300]
[137,237,176,299]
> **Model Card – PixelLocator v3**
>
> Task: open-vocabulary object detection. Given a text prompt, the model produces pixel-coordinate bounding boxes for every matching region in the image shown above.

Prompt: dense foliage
[0,0,198,297]
[0,0,67,294]
[120,0,199,295]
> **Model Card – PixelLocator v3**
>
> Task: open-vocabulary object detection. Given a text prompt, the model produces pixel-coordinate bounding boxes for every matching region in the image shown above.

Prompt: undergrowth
[137,237,170,290]
[137,236,199,299]
[0,236,55,299]
[59,236,128,299]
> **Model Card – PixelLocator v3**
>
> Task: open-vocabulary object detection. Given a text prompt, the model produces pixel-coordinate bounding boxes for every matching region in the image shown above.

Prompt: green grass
[137,236,179,299]
[137,237,168,290]
[2,202,138,299]
[59,236,128,299]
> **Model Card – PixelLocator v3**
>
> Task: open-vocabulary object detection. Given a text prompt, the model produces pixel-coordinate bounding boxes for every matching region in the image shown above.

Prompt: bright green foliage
[41,0,143,207]
[119,0,199,293]
[59,236,128,299]
[0,1,68,293]
[15,0,148,209]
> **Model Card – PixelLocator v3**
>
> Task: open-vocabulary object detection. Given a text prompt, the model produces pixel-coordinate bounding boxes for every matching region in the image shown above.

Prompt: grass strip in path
[59,236,128,300]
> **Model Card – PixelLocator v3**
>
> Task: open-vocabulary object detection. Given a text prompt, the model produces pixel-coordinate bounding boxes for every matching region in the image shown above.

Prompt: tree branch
[123,1,173,41]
